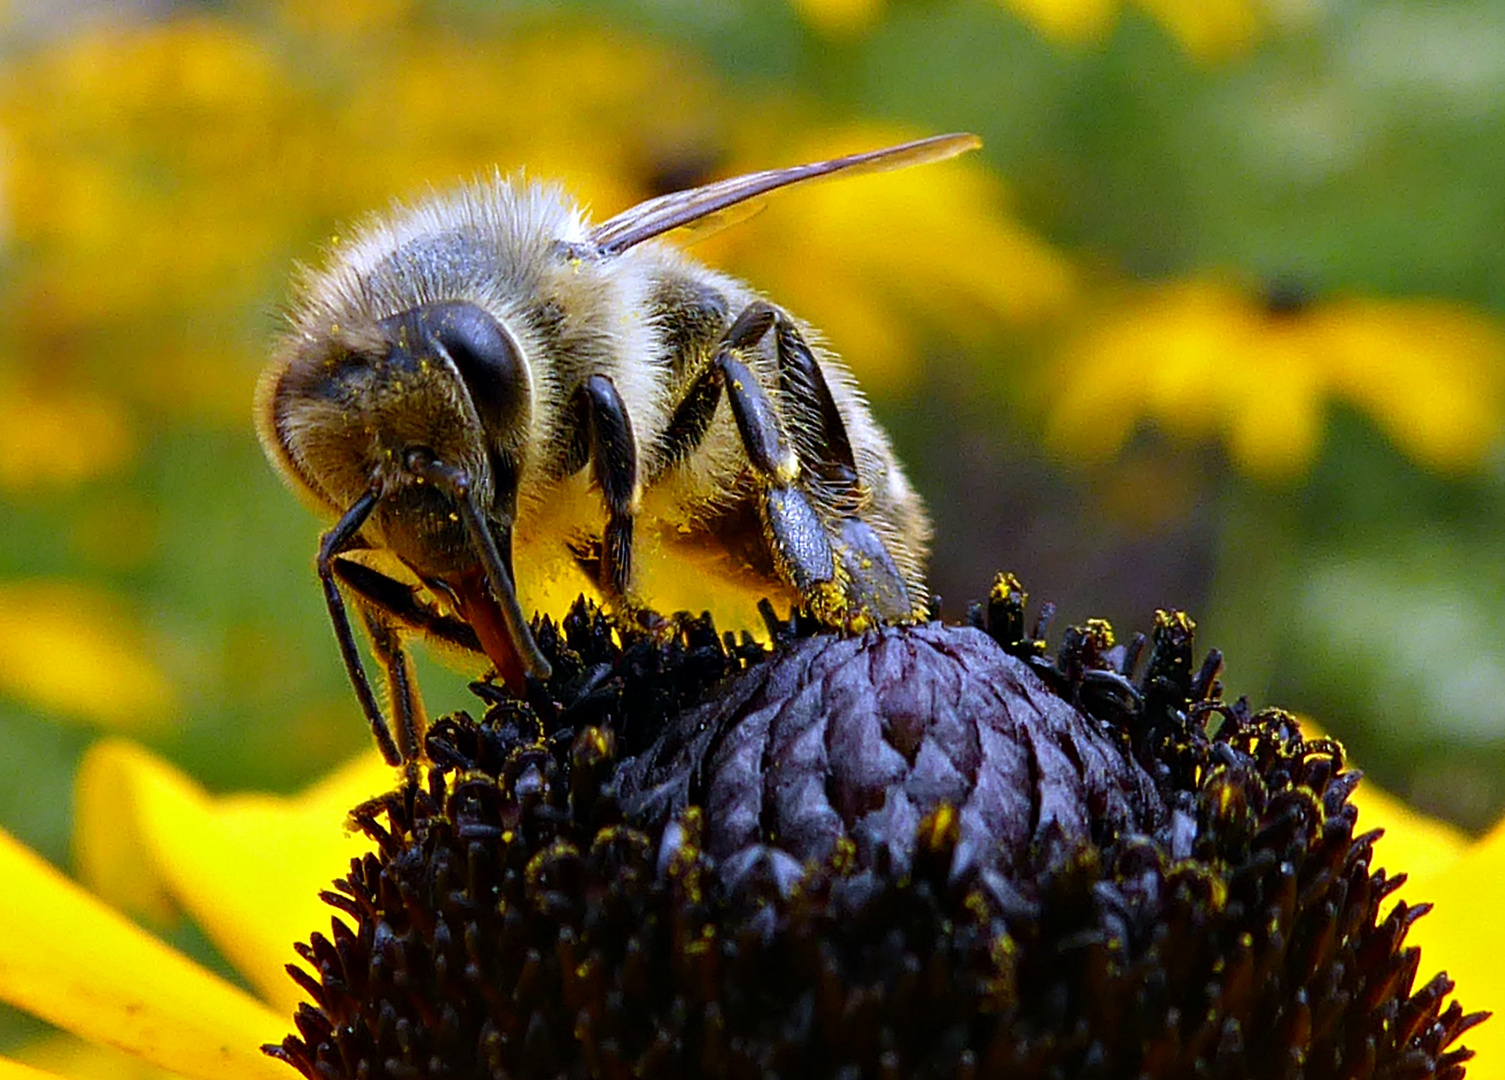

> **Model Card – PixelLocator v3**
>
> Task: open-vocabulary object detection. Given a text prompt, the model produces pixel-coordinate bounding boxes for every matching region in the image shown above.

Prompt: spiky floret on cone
[269,576,1486,1079]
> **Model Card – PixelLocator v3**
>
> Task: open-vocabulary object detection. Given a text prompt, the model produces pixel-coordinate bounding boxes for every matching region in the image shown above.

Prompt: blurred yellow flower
[0,384,133,492]
[1043,278,1505,481]
[275,0,416,35]
[786,0,886,36]
[0,740,393,1080]
[1129,0,1262,59]
[786,0,1262,61]
[0,582,177,732]
[1000,0,1118,41]
[0,733,1499,1077]
[0,17,721,429]
[2,19,297,319]
[0,17,311,426]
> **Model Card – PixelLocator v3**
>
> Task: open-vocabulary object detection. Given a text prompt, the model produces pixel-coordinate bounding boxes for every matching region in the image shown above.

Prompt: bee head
[264,300,530,567]
[368,301,532,569]
[261,297,549,684]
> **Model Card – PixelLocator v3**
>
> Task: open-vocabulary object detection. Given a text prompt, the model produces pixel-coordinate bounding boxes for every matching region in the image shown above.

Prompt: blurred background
[2,0,1504,1029]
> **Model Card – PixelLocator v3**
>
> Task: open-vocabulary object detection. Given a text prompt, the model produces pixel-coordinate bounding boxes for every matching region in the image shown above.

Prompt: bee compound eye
[423,302,527,433]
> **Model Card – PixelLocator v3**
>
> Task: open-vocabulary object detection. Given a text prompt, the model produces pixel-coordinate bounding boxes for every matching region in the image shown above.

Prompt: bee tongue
[452,565,530,693]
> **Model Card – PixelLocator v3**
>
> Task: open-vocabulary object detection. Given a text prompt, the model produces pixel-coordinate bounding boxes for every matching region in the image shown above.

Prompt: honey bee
[257,133,979,765]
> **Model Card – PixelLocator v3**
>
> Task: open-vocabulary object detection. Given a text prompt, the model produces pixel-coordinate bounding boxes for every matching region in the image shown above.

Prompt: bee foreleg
[333,559,483,655]
[317,489,403,766]
[569,374,639,601]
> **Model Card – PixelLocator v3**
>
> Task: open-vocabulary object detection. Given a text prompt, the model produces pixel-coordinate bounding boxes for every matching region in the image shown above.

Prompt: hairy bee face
[264,300,531,581]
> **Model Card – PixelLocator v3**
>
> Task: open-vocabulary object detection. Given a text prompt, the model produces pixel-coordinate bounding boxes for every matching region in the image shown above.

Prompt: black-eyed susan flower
[1042,277,1505,482]
[260,591,1494,1077]
[6,584,1487,1078]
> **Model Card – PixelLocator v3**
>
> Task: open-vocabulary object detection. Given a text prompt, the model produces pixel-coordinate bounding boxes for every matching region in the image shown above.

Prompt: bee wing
[587,132,982,256]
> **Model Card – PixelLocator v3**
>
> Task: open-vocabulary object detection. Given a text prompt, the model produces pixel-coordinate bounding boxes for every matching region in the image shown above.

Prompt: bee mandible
[257,133,980,765]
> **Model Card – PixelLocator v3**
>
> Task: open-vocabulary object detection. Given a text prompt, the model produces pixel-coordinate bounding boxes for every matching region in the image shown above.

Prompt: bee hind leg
[566,374,639,602]
[714,303,913,626]
[770,315,915,622]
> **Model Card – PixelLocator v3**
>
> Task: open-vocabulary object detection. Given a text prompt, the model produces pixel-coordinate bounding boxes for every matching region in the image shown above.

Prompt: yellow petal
[72,743,180,929]
[1045,280,1242,464]
[0,581,177,732]
[1402,817,1505,1074]
[0,827,287,1080]
[13,1034,185,1080]
[1043,322,1149,462]
[1222,324,1324,481]
[0,1058,72,1080]
[1319,298,1505,474]
[74,739,393,1015]
[1351,776,1470,884]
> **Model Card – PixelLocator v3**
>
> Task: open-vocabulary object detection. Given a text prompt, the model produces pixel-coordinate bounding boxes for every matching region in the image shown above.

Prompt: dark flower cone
[266,575,1487,1079]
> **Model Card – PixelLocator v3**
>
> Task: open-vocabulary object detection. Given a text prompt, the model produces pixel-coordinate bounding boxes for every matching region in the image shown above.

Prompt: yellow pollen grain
[1084,618,1115,648]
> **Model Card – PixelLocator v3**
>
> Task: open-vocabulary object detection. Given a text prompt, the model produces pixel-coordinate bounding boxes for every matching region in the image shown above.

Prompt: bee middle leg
[357,606,426,772]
